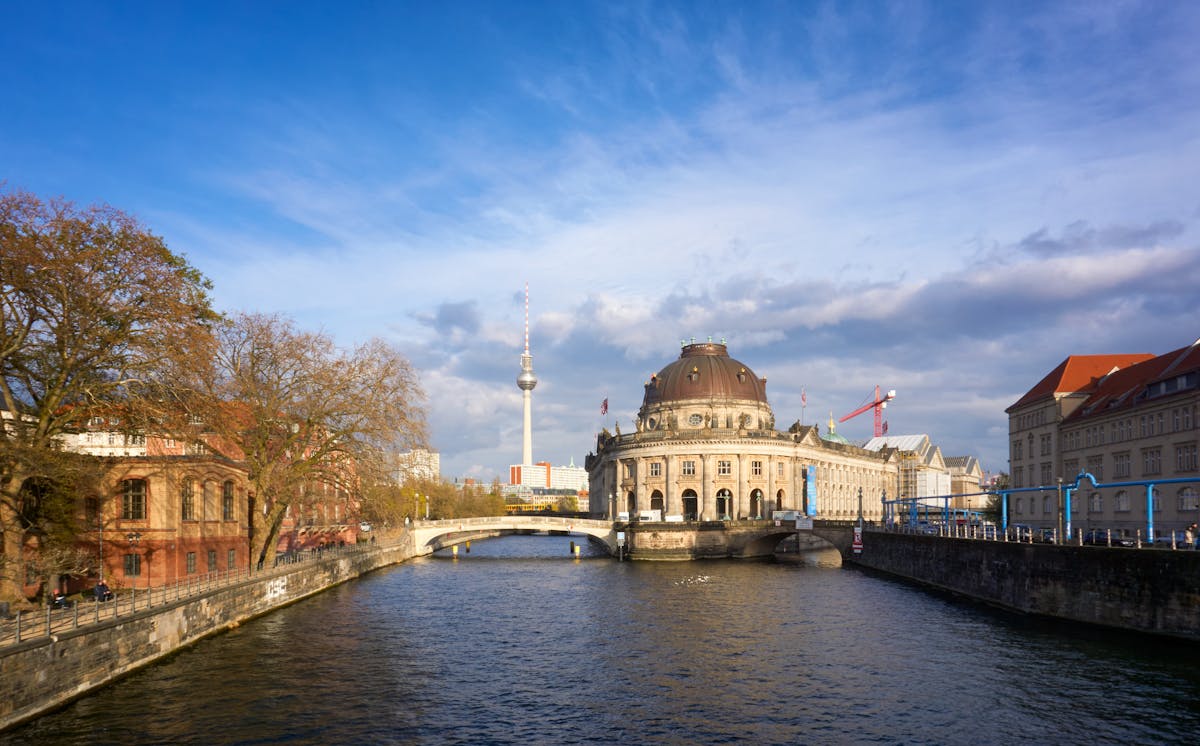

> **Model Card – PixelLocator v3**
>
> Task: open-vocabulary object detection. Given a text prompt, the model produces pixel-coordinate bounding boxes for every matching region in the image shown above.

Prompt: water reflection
[4,534,1200,745]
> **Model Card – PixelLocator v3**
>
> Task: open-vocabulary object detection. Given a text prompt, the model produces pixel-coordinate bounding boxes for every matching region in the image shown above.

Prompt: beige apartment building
[1006,339,1200,535]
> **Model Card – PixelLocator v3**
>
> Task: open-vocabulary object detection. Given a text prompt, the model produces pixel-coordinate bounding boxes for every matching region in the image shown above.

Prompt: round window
[688,413,703,426]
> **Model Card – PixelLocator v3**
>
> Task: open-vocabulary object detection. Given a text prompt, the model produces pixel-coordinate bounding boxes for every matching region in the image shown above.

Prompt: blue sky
[4,2,1199,480]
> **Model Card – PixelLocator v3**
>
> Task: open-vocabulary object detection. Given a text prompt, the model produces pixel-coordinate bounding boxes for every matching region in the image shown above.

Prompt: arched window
[1179,487,1200,512]
[1089,492,1103,513]
[649,490,664,513]
[121,479,146,520]
[681,489,698,521]
[1115,490,1130,512]
[716,488,733,520]
[750,489,764,519]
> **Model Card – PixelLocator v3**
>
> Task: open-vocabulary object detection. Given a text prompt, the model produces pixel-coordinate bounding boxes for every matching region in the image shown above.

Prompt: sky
[4,2,1199,481]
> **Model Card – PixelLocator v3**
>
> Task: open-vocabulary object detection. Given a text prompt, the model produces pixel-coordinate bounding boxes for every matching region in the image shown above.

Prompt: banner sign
[806,465,817,517]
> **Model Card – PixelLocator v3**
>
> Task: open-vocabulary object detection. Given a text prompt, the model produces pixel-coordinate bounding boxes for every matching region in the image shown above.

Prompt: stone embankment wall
[1,536,418,732]
[850,531,1200,640]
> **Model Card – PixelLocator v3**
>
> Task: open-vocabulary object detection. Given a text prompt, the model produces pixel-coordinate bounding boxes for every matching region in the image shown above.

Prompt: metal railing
[0,540,383,650]
[875,521,1200,550]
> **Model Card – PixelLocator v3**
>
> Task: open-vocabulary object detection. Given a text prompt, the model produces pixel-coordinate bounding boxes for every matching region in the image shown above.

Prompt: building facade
[1007,339,1200,534]
[586,341,901,522]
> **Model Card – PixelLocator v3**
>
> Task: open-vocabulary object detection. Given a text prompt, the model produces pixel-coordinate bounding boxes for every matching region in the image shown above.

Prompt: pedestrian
[1186,522,1198,549]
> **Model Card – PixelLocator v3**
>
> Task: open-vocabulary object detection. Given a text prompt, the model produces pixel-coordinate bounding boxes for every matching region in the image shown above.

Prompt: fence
[0,541,376,649]
[878,521,1200,549]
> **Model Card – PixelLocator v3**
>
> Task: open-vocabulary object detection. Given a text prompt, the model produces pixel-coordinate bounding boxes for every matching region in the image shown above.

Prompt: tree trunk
[252,501,289,569]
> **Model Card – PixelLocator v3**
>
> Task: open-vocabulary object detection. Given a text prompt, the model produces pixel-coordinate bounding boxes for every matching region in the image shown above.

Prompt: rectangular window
[1064,458,1079,478]
[1143,448,1162,476]
[1086,456,1103,481]
[207,549,218,572]
[682,460,696,476]
[181,480,195,521]
[1114,453,1131,478]
[1176,444,1198,472]
[777,462,784,477]
[649,462,662,477]
[123,554,141,577]
[222,481,235,521]
[121,479,146,520]
[1040,463,1052,484]
[717,460,732,476]
[752,460,763,477]
[228,548,237,569]
[1089,493,1103,512]
[186,552,196,574]
[1140,415,1148,437]
[624,462,634,479]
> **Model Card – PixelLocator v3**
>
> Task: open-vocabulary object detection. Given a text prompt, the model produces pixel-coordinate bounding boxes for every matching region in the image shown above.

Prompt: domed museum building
[586,341,899,523]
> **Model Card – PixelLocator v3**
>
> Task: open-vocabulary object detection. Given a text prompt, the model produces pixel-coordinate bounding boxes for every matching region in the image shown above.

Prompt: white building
[397,448,440,483]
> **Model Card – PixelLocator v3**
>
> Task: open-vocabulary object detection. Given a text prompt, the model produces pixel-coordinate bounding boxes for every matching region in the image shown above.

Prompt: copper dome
[642,342,768,407]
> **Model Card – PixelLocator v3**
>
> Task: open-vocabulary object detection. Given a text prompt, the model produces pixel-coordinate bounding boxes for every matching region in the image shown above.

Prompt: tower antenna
[516,282,538,467]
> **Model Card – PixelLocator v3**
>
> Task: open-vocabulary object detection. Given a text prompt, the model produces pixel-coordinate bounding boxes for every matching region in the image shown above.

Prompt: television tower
[516,282,538,466]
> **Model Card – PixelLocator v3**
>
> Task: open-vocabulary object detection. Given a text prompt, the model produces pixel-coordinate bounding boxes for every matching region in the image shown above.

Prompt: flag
[882,421,889,435]
[600,398,608,415]
[801,388,807,407]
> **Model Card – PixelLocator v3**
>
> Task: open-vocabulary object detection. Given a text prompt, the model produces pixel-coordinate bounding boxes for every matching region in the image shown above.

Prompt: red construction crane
[839,385,896,438]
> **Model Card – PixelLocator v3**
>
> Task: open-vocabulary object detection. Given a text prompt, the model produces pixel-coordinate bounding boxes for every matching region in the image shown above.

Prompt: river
[4,534,1200,744]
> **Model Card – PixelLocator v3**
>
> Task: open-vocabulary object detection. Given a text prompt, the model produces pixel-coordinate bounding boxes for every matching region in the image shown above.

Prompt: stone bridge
[408,516,620,555]
[405,516,858,561]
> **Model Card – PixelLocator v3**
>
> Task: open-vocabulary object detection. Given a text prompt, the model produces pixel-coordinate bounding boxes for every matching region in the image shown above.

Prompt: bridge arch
[408,516,620,556]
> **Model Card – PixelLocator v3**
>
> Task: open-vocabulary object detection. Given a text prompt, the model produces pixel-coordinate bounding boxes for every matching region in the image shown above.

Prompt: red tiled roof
[1064,341,1200,422]
[1007,353,1155,412]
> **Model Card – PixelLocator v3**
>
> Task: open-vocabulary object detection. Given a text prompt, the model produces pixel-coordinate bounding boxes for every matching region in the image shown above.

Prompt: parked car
[1009,524,1034,542]
[1082,529,1136,547]
[1036,528,1060,544]
[359,522,372,532]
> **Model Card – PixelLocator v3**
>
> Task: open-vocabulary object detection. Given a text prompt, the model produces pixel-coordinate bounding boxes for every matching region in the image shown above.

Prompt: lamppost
[97,513,104,582]
[1056,477,1065,543]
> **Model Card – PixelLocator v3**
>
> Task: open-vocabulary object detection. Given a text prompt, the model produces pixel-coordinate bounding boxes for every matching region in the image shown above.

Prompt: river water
[5,535,1200,745]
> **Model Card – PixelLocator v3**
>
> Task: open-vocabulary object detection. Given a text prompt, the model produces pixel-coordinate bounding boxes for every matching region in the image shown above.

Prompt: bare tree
[0,189,216,604]
[185,312,427,567]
